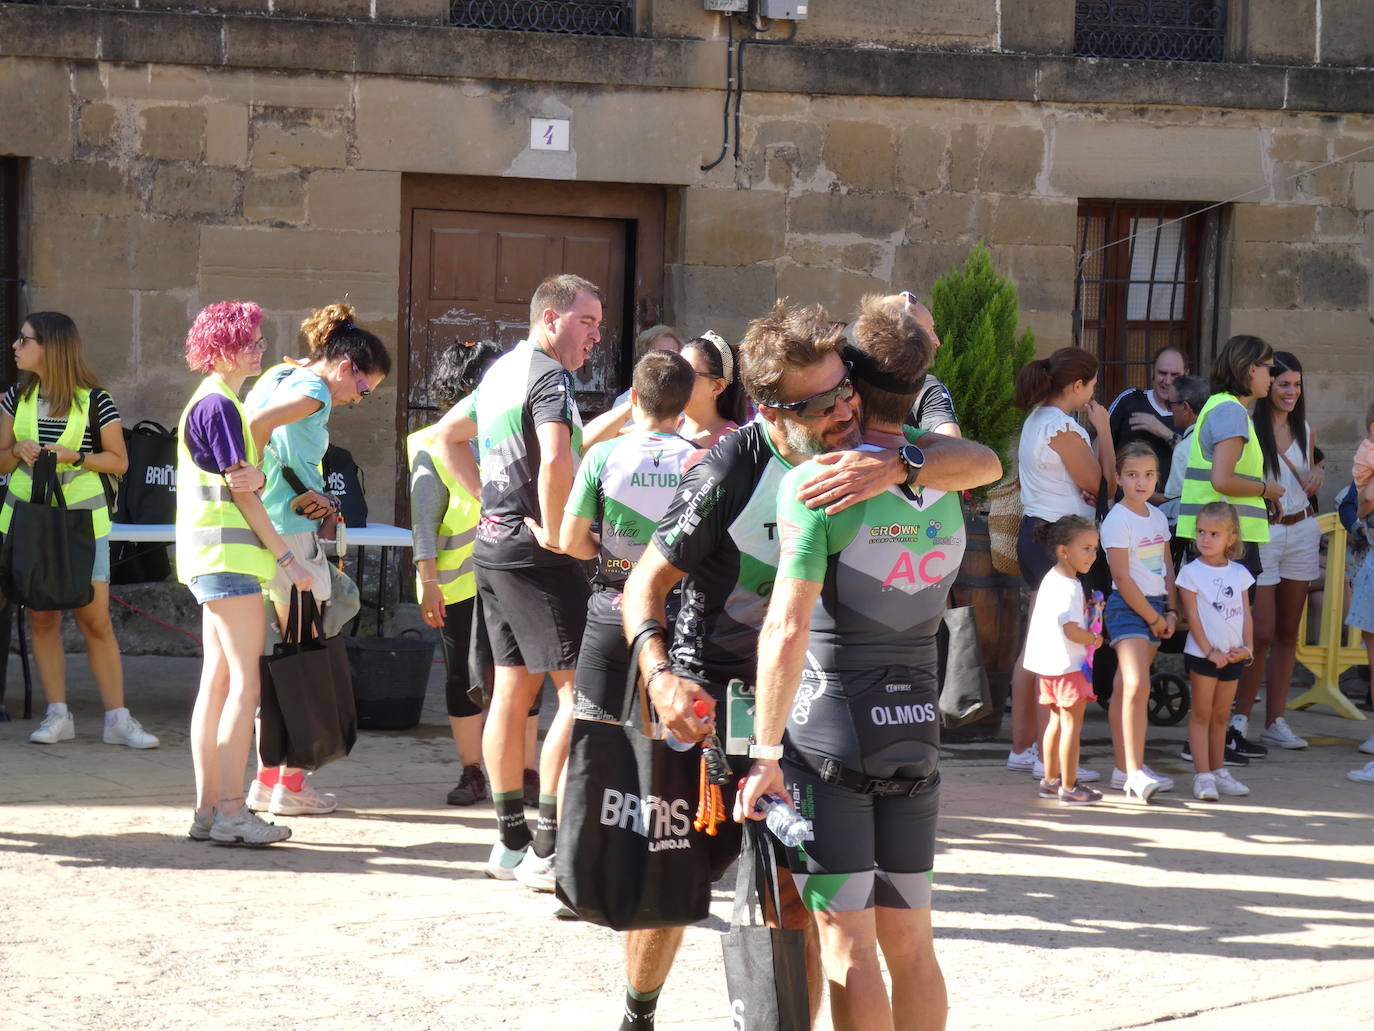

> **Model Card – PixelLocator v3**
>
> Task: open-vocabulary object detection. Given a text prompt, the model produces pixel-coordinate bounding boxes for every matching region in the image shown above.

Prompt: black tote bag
[554,635,713,931]
[259,589,357,771]
[0,450,96,611]
[937,598,993,728]
[721,820,811,1031]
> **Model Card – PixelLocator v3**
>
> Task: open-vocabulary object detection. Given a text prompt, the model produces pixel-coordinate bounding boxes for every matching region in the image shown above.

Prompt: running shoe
[1226,725,1268,759]
[209,806,291,846]
[1192,773,1219,801]
[246,779,274,813]
[1347,761,1374,783]
[1110,766,1175,793]
[268,781,338,816]
[514,849,557,893]
[1180,741,1248,766]
[447,764,488,806]
[1037,778,1061,799]
[1359,735,1374,756]
[1120,768,1159,803]
[102,711,159,749]
[1006,743,1039,772]
[485,841,527,880]
[188,811,213,842]
[1033,759,1101,783]
[1259,717,1307,750]
[1213,768,1250,796]
[1057,783,1103,806]
[30,711,74,744]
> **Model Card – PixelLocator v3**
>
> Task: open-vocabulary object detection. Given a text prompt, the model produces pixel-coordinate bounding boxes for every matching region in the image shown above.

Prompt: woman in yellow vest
[178,301,311,847]
[0,312,156,749]
[411,340,541,807]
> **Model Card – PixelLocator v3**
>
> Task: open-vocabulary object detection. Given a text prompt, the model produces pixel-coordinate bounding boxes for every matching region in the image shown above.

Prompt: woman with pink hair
[178,301,310,846]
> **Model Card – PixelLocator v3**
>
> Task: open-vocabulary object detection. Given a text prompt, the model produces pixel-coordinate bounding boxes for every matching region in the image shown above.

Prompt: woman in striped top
[0,312,157,749]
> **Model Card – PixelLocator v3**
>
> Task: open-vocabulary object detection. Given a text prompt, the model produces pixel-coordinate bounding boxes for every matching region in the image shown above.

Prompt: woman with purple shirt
[176,300,311,846]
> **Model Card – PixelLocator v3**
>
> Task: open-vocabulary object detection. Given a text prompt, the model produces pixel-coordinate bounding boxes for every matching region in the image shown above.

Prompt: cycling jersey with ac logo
[456,339,584,570]
[568,429,699,624]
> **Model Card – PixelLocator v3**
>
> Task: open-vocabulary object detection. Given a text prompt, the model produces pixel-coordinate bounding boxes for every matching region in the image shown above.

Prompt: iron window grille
[449,1,635,36]
[1074,1,1227,62]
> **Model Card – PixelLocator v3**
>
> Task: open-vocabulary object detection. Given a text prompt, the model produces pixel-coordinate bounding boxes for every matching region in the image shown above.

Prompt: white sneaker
[246,779,273,812]
[1229,713,1249,737]
[1259,717,1307,750]
[485,841,527,880]
[1347,761,1374,783]
[1034,759,1101,783]
[102,712,159,749]
[1006,743,1039,772]
[1111,765,1177,792]
[30,711,75,744]
[513,849,557,893]
[209,806,292,846]
[267,781,337,816]
[1213,768,1250,796]
[1193,773,1219,801]
[1358,735,1374,756]
[188,811,213,842]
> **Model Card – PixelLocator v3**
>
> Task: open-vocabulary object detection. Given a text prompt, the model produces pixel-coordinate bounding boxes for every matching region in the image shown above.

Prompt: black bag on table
[554,635,713,931]
[111,419,177,584]
[721,820,811,1031]
[0,450,96,611]
[322,444,368,528]
[937,593,993,728]
[259,589,357,771]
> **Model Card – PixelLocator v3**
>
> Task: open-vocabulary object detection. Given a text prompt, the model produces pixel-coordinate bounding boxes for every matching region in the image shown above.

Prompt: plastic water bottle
[663,698,715,752]
[755,794,810,848]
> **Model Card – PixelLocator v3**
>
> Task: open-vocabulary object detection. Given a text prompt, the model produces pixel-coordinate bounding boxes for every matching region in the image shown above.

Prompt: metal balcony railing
[449,0,635,37]
[1074,1,1227,62]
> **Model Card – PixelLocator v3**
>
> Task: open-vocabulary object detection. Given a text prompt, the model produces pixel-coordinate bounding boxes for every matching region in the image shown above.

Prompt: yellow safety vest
[1176,392,1270,543]
[407,425,479,605]
[175,376,276,585]
[0,386,112,538]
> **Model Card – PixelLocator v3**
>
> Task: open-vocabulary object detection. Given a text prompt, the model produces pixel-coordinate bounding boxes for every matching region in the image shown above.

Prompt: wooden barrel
[945,514,1024,741]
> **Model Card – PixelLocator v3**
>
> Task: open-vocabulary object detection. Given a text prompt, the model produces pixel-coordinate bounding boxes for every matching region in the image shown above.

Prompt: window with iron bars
[1074,1,1227,62]
[449,0,635,36]
[1075,201,1218,403]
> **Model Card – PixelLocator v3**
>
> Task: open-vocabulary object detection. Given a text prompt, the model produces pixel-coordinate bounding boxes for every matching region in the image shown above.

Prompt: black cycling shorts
[781,758,939,913]
[475,563,589,674]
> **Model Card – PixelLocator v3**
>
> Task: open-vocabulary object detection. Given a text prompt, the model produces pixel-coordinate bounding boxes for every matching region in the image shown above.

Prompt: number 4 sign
[530,117,570,152]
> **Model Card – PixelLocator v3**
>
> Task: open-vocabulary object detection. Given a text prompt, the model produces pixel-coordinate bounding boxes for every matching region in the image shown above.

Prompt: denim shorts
[92,535,110,584]
[188,571,263,605]
[1105,592,1166,646]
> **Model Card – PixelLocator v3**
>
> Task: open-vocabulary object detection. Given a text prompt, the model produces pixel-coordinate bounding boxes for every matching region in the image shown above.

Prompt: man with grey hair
[1162,373,1210,524]
[434,273,604,889]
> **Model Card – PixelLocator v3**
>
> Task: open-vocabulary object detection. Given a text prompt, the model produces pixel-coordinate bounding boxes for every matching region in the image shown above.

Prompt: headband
[699,329,734,385]
[841,343,927,395]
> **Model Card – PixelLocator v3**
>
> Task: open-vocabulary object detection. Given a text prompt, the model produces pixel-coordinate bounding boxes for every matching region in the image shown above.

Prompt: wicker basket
[986,474,1023,578]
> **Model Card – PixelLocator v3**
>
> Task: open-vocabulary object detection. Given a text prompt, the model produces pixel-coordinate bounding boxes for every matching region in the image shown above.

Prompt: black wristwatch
[898,443,925,485]
[72,453,86,467]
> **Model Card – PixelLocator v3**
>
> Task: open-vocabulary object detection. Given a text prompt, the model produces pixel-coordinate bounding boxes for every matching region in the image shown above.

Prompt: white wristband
[748,743,784,760]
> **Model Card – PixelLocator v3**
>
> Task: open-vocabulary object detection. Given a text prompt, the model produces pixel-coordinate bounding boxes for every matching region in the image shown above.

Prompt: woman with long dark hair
[242,301,390,818]
[1006,347,1115,781]
[0,312,152,749]
[679,332,747,450]
[1233,350,1321,752]
[1176,334,1286,761]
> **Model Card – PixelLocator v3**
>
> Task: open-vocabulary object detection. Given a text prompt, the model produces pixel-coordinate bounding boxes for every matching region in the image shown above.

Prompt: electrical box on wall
[703,0,748,11]
[757,0,808,18]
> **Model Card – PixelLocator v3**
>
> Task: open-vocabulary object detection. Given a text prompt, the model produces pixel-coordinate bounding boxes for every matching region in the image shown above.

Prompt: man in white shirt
[1162,375,1209,525]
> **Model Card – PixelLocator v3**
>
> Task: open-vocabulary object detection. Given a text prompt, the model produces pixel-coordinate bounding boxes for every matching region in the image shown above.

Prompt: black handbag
[721,820,811,1031]
[554,635,713,931]
[937,592,993,728]
[322,444,368,528]
[0,449,96,611]
[259,589,357,771]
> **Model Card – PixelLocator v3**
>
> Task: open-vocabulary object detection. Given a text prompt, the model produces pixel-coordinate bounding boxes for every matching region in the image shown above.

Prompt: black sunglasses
[758,363,856,420]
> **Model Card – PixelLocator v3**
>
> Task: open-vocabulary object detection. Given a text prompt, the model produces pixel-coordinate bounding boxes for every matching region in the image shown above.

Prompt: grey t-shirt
[1197,399,1250,463]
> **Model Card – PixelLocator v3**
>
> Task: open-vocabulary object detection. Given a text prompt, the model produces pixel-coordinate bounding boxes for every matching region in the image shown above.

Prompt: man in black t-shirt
[1107,346,1189,497]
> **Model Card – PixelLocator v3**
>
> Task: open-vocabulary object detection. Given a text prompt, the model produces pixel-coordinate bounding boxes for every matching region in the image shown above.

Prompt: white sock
[47,703,69,718]
[104,707,128,728]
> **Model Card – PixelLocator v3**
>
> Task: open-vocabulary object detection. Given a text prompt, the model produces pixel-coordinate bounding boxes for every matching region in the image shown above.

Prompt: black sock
[494,790,532,852]
[619,984,661,1030]
[532,793,558,858]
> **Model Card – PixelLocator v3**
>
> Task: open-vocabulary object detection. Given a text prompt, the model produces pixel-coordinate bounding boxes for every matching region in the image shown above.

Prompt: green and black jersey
[567,429,699,625]
[456,338,584,570]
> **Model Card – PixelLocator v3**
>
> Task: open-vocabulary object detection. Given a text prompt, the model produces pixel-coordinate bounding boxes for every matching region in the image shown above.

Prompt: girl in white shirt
[1101,443,1179,803]
[1177,502,1255,802]
[1024,515,1105,807]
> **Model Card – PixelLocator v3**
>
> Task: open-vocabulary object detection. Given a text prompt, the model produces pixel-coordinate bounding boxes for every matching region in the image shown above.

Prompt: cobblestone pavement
[2,654,1372,1030]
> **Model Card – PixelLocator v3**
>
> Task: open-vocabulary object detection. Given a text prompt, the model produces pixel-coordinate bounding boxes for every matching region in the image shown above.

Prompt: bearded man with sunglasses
[609,299,998,1031]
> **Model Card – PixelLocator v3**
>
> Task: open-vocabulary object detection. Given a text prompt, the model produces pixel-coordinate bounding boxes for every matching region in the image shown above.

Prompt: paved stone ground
[2,653,1373,1030]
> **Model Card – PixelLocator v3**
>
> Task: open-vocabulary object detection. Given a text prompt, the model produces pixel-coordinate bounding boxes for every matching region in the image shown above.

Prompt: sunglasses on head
[758,362,856,419]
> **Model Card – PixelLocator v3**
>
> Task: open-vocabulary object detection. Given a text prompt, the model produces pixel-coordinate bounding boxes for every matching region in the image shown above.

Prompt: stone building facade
[1,0,1372,521]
